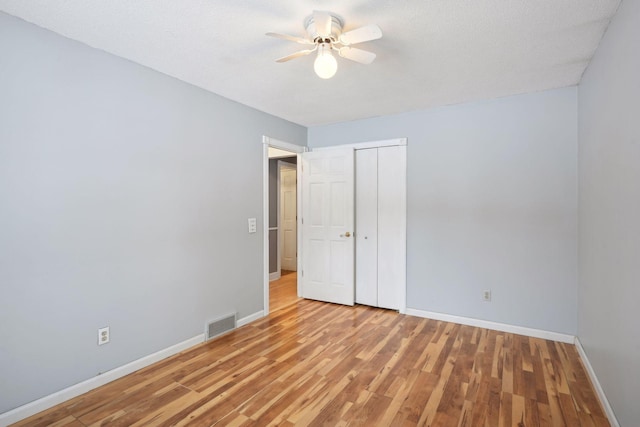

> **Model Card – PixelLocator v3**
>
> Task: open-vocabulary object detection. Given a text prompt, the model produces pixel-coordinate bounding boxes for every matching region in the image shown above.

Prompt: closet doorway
[299,138,407,313]
[355,145,406,310]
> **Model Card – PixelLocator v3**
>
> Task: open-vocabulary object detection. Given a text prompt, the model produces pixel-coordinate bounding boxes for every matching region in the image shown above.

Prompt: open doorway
[262,137,304,315]
[279,160,297,271]
[269,157,297,311]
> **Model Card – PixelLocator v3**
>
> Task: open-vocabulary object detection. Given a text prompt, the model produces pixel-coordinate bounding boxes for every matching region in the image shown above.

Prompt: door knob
[341,231,351,238]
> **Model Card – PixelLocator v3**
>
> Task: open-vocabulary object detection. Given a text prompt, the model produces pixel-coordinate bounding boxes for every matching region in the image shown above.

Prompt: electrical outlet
[482,290,491,302]
[98,326,110,345]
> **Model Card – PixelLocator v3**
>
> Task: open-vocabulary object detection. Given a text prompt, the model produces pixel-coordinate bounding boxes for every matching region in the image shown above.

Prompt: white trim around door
[310,138,407,314]
[262,136,305,316]
[312,138,407,151]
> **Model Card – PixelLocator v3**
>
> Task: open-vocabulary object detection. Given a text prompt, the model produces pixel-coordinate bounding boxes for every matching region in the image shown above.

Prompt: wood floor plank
[525,397,541,427]
[511,393,525,427]
[269,270,299,312]
[48,417,84,427]
[376,370,417,426]
[11,406,75,427]
[11,300,610,427]
[485,377,503,427]
[397,370,439,425]
[499,391,513,427]
[538,401,553,427]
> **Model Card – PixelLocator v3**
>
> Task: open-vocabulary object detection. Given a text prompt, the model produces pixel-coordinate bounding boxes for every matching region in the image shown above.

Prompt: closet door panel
[377,146,406,310]
[355,149,378,306]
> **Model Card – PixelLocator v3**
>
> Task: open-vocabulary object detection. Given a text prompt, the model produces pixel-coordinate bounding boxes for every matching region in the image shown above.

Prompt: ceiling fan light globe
[314,50,337,79]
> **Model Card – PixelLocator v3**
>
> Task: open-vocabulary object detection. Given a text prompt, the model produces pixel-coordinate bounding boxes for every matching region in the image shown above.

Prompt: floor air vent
[206,313,236,340]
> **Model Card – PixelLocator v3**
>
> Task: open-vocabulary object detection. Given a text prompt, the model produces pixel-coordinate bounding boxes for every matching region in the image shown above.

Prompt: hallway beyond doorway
[270,270,299,311]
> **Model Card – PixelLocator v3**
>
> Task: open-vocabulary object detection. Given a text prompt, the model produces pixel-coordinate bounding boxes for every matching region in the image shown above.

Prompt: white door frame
[312,138,406,151]
[312,138,407,314]
[263,137,406,316]
[263,136,305,316]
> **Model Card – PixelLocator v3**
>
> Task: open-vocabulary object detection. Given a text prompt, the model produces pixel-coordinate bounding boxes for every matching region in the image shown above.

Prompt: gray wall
[5,3,636,422]
[0,12,306,413]
[309,87,579,335]
[577,0,640,424]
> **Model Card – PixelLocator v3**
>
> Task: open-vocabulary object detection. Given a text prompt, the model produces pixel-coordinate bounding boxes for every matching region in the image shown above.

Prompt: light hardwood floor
[269,270,299,312]
[12,300,608,426]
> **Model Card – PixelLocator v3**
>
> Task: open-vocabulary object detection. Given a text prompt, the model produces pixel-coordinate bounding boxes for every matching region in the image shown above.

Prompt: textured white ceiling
[0,0,621,126]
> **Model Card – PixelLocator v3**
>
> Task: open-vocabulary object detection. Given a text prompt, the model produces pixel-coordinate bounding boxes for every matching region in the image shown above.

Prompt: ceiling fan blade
[338,24,382,45]
[266,32,313,45]
[313,10,332,38]
[276,49,316,63]
[338,46,377,64]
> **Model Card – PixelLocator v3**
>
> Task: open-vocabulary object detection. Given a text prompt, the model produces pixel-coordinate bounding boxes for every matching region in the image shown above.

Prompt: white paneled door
[355,149,378,307]
[280,162,297,271]
[376,145,406,309]
[301,148,355,306]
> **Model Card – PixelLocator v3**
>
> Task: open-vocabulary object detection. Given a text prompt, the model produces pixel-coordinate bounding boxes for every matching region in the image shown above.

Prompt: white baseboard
[0,334,204,427]
[1,311,267,426]
[574,338,620,427]
[269,272,281,281]
[237,310,264,327]
[404,308,575,343]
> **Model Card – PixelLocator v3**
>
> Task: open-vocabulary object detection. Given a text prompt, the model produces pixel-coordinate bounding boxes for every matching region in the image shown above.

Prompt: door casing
[262,136,305,316]
[310,138,407,313]
[262,136,407,316]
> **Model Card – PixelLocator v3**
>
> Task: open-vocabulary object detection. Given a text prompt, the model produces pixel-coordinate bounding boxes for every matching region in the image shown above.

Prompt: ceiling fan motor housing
[304,13,344,42]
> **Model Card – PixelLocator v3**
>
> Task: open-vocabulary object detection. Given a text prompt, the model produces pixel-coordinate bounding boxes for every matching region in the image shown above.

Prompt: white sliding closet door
[377,146,406,309]
[355,146,406,310]
[355,149,378,306]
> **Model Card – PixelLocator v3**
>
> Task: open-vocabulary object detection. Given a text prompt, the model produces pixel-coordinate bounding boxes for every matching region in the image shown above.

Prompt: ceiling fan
[267,10,382,79]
